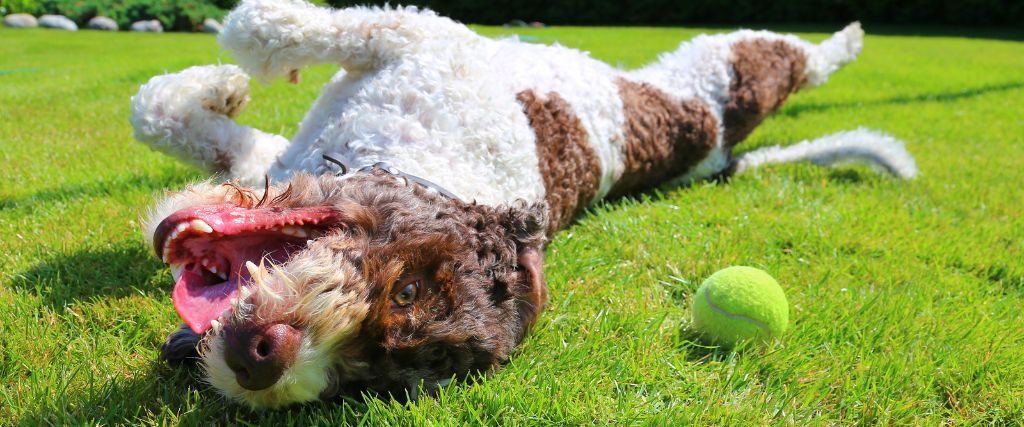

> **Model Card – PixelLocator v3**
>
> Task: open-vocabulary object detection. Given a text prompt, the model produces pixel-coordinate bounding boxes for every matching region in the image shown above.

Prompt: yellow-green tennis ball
[691,266,789,347]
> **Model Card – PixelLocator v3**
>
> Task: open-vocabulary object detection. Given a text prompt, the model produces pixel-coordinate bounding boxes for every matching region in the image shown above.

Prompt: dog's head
[148,172,548,408]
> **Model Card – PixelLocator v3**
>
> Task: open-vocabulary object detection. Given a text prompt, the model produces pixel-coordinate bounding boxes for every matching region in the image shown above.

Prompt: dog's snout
[223,323,302,391]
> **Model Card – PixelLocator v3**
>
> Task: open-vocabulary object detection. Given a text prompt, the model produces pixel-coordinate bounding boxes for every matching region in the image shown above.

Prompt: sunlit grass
[1,24,1023,424]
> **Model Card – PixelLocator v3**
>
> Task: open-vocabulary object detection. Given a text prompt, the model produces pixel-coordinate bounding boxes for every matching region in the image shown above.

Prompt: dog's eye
[393,281,419,306]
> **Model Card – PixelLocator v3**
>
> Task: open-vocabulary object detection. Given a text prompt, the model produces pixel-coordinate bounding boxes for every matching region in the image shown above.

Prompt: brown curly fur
[609,78,719,198]
[162,172,548,400]
[724,39,807,146]
[517,90,602,231]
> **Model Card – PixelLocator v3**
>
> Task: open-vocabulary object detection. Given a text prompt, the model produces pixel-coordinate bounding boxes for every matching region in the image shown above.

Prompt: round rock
[39,14,78,31]
[87,16,118,31]
[3,13,38,28]
[202,18,222,34]
[131,19,163,32]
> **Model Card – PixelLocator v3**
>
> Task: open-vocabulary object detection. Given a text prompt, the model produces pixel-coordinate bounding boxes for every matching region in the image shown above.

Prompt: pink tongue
[172,268,238,334]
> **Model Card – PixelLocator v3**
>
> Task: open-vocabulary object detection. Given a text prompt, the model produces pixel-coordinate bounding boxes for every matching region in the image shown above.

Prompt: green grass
[2,24,1023,425]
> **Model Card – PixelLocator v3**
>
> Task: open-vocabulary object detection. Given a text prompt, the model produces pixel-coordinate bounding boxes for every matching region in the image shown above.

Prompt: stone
[87,16,118,31]
[3,13,38,28]
[131,19,163,32]
[202,18,222,34]
[39,14,78,31]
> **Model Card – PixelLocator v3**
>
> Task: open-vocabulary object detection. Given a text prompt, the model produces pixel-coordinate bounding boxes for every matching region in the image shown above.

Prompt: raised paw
[190,65,252,118]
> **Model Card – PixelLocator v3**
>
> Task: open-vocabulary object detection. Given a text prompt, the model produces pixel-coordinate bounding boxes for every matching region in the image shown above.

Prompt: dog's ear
[499,202,549,335]
[514,245,547,329]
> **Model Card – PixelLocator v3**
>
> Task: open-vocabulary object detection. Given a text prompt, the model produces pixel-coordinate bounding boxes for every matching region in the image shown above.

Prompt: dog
[130,0,916,408]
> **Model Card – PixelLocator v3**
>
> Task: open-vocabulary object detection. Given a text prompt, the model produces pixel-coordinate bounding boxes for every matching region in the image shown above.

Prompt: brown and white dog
[131,0,916,408]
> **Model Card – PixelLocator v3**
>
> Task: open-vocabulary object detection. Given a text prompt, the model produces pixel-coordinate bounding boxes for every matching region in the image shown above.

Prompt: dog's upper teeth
[280,225,308,238]
[190,219,213,233]
[162,220,214,263]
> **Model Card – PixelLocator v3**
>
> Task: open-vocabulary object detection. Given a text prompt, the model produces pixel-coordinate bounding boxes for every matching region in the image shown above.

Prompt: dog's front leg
[130,65,290,185]
[218,0,476,82]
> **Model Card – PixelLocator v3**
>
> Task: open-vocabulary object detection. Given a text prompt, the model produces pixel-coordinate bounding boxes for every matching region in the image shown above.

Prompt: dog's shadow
[7,243,169,309]
[14,359,376,424]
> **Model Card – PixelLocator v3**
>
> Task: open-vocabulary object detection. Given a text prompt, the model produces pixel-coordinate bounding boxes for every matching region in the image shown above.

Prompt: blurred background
[2,0,1022,32]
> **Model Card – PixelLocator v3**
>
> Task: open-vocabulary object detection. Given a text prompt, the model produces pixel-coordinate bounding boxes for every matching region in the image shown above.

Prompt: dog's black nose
[223,323,302,391]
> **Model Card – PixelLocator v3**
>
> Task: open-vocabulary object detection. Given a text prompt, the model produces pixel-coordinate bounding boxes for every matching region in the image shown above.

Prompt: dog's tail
[733,128,918,178]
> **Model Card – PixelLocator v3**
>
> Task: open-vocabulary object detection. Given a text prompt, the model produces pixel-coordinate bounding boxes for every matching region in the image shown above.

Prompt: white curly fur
[130,1,890,209]
[735,128,918,178]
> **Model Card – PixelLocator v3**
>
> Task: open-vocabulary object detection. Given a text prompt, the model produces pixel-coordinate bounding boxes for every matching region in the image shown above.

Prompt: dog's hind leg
[628,23,863,143]
[130,65,289,185]
[218,0,475,82]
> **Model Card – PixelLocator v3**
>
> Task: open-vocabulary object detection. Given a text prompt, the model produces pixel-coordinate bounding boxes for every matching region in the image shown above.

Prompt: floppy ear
[500,202,549,334]
[515,245,548,328]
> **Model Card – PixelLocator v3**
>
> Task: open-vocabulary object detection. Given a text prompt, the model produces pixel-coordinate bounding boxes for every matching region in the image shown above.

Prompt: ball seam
[703,286,771,335]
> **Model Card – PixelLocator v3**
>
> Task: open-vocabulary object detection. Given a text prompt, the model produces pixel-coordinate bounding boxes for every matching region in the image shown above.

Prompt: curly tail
[734,128,918,179]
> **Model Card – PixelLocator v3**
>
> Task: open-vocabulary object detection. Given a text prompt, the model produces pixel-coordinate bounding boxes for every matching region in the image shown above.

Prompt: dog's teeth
[217,271,228,281]
[170,264,184,281]
[280,226,308,238]
[175,223,189,233]
[245,261,261,277]
[190,219,213,233]
[201,258,210,267]
[210,319,221,332]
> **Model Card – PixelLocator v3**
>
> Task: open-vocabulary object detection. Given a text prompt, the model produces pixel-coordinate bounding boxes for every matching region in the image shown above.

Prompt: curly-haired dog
[131,0,916,408]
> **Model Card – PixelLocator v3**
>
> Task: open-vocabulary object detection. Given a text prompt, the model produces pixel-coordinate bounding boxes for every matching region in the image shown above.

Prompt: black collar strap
[322,152,464,202]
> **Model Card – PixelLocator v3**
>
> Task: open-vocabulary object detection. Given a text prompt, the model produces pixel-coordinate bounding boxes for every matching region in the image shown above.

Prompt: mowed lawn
[2,23,1023,425]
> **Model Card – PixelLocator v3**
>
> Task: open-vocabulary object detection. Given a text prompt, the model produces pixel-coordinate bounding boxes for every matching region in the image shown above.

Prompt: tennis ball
[691,266,788,347]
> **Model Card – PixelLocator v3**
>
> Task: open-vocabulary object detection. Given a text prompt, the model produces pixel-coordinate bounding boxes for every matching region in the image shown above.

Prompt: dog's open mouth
[153,204,341,334]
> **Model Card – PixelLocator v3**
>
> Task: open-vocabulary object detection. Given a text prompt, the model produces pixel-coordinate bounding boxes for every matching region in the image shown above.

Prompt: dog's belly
[272,50,549,206]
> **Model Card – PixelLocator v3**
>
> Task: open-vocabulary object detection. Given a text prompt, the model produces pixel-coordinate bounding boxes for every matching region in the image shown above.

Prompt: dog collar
[322,152,464,202]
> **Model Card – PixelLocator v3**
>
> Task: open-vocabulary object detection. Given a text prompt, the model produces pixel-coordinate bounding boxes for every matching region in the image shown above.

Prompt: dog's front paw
[195,65,251,118]
[160,324,202,365]
[132,64,251,126]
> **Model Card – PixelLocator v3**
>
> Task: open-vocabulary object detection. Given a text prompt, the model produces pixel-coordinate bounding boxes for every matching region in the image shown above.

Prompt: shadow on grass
[0,168,195,211]
[698,23,1024,42]
[7,243,167,309]
[14,359,372,425]
[780,81,1024,118]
